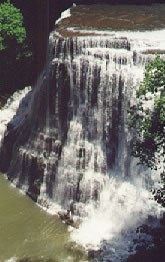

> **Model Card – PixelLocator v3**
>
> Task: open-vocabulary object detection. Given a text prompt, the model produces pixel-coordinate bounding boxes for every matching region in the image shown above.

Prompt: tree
[130,55,165,170]
[0,0,26,50]
[0,0,32,93]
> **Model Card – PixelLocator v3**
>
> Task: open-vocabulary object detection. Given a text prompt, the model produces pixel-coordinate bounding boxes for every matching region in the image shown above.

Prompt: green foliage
[137,55,165,97]
[130,56,165,169]
[0,0,33,93]
[0,0,26,50]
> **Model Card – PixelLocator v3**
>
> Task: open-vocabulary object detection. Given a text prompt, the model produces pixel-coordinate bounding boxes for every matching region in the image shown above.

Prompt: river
[0,175,87,262]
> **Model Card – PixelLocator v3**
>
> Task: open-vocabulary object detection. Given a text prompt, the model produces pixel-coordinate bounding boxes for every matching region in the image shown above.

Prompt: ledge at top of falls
[55,4,165,38]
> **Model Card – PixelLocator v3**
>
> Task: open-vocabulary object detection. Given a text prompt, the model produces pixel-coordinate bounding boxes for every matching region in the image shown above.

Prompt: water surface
[0,175,87,262]
[56,4,165,36]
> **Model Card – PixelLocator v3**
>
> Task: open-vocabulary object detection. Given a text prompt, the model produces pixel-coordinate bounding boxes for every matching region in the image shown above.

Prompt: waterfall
[0,87,32,145]
[1,28,165,261]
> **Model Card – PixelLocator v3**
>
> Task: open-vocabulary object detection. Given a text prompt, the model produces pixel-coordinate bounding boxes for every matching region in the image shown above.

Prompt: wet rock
[135,244,146,253]
[128,218,165,262]
[88,249,101,260]
[160,211,165,226]
[37,198,49,208]
[147,215,155,223]
[136,224,150,234]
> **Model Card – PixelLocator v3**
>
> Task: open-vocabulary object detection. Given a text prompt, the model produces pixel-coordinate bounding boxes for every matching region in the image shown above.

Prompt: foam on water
[71,176,162,261]
[5,258,17,262]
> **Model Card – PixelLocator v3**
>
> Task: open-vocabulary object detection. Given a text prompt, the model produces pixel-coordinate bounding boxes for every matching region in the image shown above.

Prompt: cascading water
[0,87,31,146]
[0,8,165,261]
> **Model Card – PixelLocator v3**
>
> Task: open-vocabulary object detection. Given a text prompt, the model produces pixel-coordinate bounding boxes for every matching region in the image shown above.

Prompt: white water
[55,7,71,25]
[0,87,32,146]
[71,177,162,260]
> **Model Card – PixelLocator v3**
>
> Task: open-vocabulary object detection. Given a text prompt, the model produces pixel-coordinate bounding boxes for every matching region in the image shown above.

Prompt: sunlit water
[0,175,87,262]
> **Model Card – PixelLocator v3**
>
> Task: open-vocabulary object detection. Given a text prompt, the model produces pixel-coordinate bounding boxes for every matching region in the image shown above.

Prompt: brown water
[56,4,165,36]
[0,175,87,262]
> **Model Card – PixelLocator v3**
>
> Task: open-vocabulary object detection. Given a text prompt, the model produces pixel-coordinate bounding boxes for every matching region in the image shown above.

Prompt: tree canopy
[0,0,26,50]
[130,55,165,170]
[0,0,32,93]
